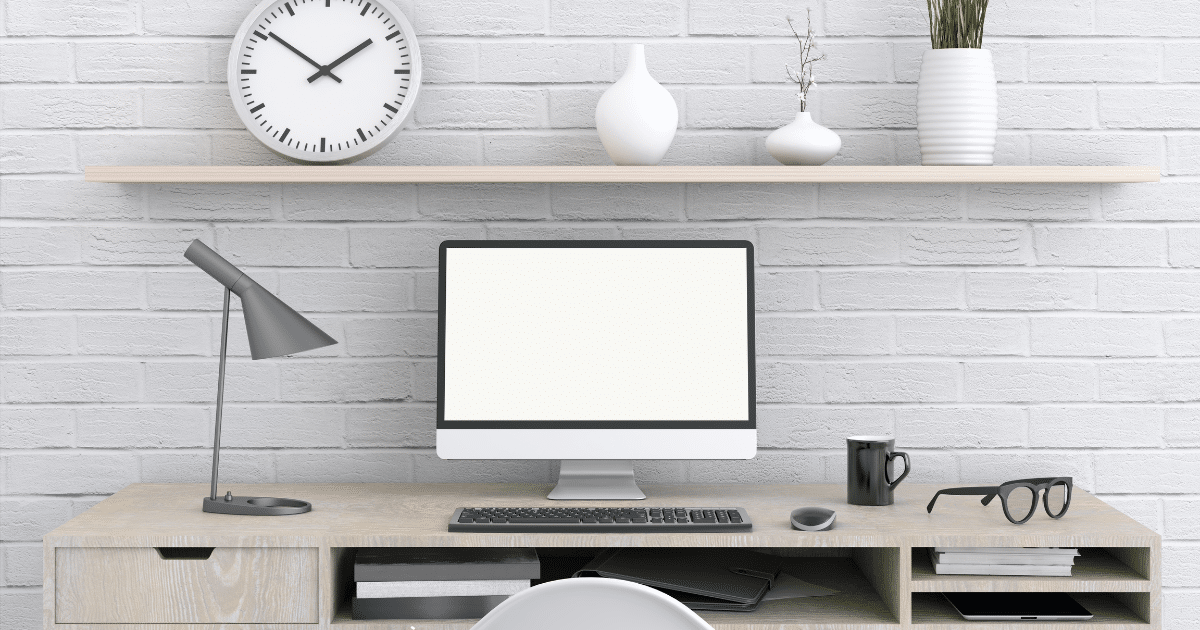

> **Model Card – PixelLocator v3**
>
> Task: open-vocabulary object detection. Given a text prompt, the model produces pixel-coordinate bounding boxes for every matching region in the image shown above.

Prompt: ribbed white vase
[916,48,997,166]
[595,44,678,166]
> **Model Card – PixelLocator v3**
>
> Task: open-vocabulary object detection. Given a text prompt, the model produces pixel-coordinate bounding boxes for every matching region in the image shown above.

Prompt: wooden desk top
[45,482,1158,549]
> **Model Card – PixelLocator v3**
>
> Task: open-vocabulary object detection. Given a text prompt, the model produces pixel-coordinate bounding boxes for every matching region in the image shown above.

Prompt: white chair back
[471,577,714,630]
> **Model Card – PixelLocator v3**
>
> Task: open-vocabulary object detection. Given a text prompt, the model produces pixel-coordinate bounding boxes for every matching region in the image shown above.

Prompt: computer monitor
[436,241,756,500]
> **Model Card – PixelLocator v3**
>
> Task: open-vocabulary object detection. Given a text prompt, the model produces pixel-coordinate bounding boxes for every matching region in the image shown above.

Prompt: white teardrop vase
[916,48,998,166]
[595,44,679,166]
[766,112,842,166]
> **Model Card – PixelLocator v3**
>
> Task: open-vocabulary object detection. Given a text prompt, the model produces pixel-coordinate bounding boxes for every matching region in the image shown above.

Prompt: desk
[43,483,1159,630]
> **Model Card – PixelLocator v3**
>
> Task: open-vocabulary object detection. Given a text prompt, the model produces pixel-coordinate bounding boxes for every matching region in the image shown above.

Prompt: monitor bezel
[437,240,756,430]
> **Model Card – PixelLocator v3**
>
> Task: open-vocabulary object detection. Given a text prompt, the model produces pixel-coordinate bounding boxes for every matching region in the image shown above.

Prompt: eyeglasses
[926,477,1073,525]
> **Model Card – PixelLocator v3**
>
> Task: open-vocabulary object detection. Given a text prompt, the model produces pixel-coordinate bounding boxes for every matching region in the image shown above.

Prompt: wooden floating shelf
[85,165,1161,184]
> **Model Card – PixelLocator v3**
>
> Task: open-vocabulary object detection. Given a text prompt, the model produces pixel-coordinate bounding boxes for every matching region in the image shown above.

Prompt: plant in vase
[766,9,841,166]
[917,0,997,165]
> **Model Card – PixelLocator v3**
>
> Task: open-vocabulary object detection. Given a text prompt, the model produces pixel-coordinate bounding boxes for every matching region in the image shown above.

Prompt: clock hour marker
[320,138,326,152]
[361,2,371,16]
[241,69,257,74]
[285,2,294,16]
[253,30,267,40]
[383,103,398,113]
[279,128,290,142]
[395,69,409,74]
[386,31,399,41]
[357,128,368,141]
[250,103,266,113]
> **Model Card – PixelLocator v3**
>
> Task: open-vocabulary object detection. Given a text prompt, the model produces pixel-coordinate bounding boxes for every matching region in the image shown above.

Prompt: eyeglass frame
[925,477,1073,525]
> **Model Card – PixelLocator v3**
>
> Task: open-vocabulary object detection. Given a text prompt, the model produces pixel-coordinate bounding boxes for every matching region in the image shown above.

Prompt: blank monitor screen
[438,241,754,427]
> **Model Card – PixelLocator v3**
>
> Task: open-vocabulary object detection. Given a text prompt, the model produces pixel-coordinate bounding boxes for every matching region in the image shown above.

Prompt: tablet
[944,593,1094,621]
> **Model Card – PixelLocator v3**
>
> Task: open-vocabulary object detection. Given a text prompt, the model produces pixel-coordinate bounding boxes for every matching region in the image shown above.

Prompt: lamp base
[202,495,312,515]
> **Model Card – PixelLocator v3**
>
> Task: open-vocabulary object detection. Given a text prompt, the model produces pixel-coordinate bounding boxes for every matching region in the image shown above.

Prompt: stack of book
[352,548,540,620]
[930,547,1079,576]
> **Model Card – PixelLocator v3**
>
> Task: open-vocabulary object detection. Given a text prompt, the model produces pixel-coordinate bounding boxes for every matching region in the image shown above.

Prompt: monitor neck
[547,460,646,500]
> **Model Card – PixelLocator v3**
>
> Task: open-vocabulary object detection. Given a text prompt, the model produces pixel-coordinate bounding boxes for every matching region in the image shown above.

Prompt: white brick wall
[2,0,1199,626]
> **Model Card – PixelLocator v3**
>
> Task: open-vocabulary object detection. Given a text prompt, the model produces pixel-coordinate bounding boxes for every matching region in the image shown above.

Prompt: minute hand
[268,32,342,83]
[308,38,373,83]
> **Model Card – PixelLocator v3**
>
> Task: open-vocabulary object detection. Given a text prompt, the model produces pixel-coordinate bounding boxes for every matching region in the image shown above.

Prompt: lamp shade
[185,239,337,360]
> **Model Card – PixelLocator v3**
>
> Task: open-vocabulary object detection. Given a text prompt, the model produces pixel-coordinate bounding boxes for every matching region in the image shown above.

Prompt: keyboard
[448,507,752,533]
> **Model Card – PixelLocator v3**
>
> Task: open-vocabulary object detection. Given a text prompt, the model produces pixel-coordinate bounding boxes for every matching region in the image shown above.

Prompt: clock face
[228,0,421,164]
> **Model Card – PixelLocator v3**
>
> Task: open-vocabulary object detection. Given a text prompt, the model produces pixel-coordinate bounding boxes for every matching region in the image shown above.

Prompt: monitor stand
[547,460,646,500]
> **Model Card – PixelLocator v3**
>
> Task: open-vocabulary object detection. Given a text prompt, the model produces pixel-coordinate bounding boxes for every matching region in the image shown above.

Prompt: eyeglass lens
[1046,480,1069,516]
[1006,486,1037,520]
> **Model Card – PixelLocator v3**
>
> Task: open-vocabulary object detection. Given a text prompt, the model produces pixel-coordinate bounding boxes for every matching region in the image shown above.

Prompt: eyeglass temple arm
[927,486,1002,513]
[1006,477,1066,485]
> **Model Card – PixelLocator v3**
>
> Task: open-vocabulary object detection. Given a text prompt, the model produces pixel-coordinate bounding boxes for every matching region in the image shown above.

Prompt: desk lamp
[185,239,337,515]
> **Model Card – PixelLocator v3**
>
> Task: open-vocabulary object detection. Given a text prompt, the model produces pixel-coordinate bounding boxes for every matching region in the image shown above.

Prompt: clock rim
[226,0,422,165]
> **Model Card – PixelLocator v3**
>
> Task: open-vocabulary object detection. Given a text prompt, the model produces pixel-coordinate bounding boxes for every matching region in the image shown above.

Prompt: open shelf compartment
[911,592,1151,628]
[911,548,1152,593]
[331,547,901,629]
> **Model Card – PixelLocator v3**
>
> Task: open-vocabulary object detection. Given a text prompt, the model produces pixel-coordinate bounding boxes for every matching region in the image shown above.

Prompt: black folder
[573,548,783,612]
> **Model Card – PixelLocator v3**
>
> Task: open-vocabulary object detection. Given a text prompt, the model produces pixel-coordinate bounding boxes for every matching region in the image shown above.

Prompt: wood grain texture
[55,547,318,623]
[1109,545,1159,626]
[83,165,1162,184]
[910,547,1152,592]
[43,483,1161,630]
[42,483,1159,549]
[853,547,907,624]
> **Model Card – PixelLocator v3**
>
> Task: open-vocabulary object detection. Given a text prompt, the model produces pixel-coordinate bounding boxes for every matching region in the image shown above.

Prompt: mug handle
[886,451,911,489]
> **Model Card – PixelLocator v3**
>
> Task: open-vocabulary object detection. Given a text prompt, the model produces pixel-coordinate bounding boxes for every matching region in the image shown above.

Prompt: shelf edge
[84,165,1163,184]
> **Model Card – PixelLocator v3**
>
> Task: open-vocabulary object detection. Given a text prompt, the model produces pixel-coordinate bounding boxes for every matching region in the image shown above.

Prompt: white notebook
[935,552,1077,566]
[357,579,531,599]
[933,564,1073,577]
[933,547,1079,556]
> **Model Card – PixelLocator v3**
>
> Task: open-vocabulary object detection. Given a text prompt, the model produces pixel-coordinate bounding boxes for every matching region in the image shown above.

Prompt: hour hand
[268,32,342,83]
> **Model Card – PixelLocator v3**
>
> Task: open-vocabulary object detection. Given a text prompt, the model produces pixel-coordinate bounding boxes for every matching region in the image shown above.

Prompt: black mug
[847,436,911,506]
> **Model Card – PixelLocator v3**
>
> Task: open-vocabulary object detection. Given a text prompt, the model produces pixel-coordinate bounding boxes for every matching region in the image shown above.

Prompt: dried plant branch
[783,8,825,112]
[927,0,989,49]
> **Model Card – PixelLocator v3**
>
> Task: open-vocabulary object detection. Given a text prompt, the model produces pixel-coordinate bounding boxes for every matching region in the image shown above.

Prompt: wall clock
[228,0,421,164]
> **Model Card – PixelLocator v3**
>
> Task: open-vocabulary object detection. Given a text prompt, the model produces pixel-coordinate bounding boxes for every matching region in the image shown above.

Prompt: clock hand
[267,32,343,83]
[307,38,373,83]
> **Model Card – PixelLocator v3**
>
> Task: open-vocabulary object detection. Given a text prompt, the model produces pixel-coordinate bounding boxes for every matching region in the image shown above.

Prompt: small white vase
[916,48,998,166]
[766,112,842,166]
[595,44,678,166]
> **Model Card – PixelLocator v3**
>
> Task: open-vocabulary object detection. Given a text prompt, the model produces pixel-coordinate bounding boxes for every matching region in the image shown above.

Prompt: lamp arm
[210,287,231,501]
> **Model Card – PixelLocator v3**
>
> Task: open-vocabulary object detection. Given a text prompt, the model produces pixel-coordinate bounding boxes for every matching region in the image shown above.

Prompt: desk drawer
[56,547,318,623]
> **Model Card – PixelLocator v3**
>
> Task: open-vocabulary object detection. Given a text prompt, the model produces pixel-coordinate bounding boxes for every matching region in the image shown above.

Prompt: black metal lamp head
[184,239,337,516]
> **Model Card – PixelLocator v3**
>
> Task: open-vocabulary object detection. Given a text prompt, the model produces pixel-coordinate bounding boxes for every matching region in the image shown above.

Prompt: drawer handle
[156,547,215,560]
